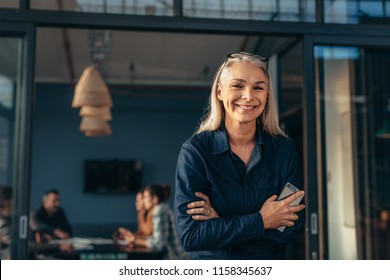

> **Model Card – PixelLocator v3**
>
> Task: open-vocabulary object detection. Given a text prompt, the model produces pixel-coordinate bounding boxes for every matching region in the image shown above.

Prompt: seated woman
[134,190,153,237]
[119,184,186,260]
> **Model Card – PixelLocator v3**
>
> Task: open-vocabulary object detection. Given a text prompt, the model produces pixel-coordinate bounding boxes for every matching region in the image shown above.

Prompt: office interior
[0,0,389,260]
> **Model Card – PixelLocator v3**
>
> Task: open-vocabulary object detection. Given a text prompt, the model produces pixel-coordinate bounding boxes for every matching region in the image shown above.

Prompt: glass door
[314,46,390,259]
[0,36,21,260]
[0,23,35,259]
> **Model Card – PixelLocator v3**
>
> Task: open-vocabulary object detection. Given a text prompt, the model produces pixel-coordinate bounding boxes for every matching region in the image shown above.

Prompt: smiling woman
[195,52,284,136]
[217,62,268,130]
[174,52,306,260]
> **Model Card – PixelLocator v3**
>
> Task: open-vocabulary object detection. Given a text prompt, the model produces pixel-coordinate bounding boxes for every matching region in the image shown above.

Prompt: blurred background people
[118,184,186,259]
[0,186,12,260]
[114,190,153,243]
[134,190,153,237]
[30,189,73,242]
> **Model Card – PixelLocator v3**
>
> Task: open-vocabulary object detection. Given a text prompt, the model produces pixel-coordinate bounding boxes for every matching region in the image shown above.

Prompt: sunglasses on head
[225,52,268,69]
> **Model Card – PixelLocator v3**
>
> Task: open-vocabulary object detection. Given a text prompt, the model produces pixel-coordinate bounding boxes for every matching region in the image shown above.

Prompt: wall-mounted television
[84,159,143,194]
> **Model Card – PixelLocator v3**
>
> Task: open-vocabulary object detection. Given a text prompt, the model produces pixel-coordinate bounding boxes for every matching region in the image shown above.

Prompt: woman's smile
[234,104,258,110]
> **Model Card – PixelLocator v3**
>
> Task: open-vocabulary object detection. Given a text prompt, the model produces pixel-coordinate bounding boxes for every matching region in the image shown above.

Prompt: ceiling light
[72,65,112,108]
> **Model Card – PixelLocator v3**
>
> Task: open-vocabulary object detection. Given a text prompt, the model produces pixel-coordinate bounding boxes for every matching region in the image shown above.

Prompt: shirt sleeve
[263,141,306,244]
[174,143,265,252]
[58,209,73,237]
[29,209,56,236]
[146,206,168,251]
[29,208,73,238]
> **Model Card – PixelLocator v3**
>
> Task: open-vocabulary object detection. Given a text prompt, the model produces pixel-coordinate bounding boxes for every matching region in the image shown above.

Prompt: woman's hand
[118,227,135,245]
[260,191,305,230]
[187,192,220,220]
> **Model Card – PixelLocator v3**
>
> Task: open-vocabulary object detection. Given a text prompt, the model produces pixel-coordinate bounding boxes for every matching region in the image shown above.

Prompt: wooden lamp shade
[79,116,112,137]
[84,128,112,137]
[72,65,113,108]
[79,105,112,121]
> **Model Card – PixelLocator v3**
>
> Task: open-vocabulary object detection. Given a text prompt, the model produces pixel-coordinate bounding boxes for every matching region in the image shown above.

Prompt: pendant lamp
[72,65,113,108]
[72,65,113,137]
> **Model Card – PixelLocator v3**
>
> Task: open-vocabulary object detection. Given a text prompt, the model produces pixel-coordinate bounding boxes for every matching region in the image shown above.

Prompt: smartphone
[276,182,304,232]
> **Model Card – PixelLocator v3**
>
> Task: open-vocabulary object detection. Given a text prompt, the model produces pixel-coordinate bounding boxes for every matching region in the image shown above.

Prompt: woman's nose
[242,88,254,100]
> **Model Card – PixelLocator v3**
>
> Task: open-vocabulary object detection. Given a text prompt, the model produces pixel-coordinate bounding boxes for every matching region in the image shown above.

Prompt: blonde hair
[196,52,285,137]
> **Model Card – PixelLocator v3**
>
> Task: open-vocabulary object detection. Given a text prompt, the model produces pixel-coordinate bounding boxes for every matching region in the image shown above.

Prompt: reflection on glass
[0,0,19,9]
[31,0,174,16]
[183,0,315,22]
[315,46,390,259]
[324,0,390,24]
[0,76,13,109]
[0,37,20,260]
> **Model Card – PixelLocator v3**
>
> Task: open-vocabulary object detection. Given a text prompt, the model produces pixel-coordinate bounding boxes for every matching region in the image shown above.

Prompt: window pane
[0,0,19,8]
[183,0,315,22]
[324,0,390,24]
[30,0,175,16]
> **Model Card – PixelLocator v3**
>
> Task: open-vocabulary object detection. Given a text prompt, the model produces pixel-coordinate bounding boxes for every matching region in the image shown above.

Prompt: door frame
[0,21,36,259]
[303,35,390,260]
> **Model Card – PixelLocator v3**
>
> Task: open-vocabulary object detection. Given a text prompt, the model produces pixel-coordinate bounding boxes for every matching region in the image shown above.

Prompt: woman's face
[135,192,144,211]
[143,190,154,211]
[217,62,268,126]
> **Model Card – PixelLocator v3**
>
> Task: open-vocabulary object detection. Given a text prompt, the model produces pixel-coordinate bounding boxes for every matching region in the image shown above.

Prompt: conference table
[31,237,164,260]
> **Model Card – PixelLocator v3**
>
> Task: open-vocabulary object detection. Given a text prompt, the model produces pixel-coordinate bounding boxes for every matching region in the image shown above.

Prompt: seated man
[30,189,73,242]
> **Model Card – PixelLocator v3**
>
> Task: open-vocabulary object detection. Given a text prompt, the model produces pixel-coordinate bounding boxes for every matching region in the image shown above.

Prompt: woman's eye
[232,84,243,88]
[254,86,264,90]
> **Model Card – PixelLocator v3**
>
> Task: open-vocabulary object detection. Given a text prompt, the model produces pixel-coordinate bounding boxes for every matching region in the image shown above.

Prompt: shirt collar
[213,124,265,155]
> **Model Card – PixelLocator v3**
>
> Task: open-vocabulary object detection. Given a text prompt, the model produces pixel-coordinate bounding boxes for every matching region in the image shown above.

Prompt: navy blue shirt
[30,206,73,238]
[174,126,305,259]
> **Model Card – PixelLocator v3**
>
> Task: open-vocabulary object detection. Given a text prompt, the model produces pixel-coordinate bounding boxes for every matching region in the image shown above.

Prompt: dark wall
[30,83,208,231]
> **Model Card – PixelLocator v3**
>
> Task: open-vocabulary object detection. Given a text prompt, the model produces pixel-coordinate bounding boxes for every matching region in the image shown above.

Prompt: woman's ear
[216,83,223,101]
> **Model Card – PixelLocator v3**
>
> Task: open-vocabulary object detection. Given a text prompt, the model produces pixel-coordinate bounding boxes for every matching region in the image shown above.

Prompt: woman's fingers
[290,213,299,221]
[118,227,130,235]
[187,192,211,208]
[191,214,210,221]
[195,192,210,203]
[186,207,208,215]
[289,204,305,213]
[261,191,305,230]
[281,191,304,205]
[187,200,206,209]
[187,192,220,220]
